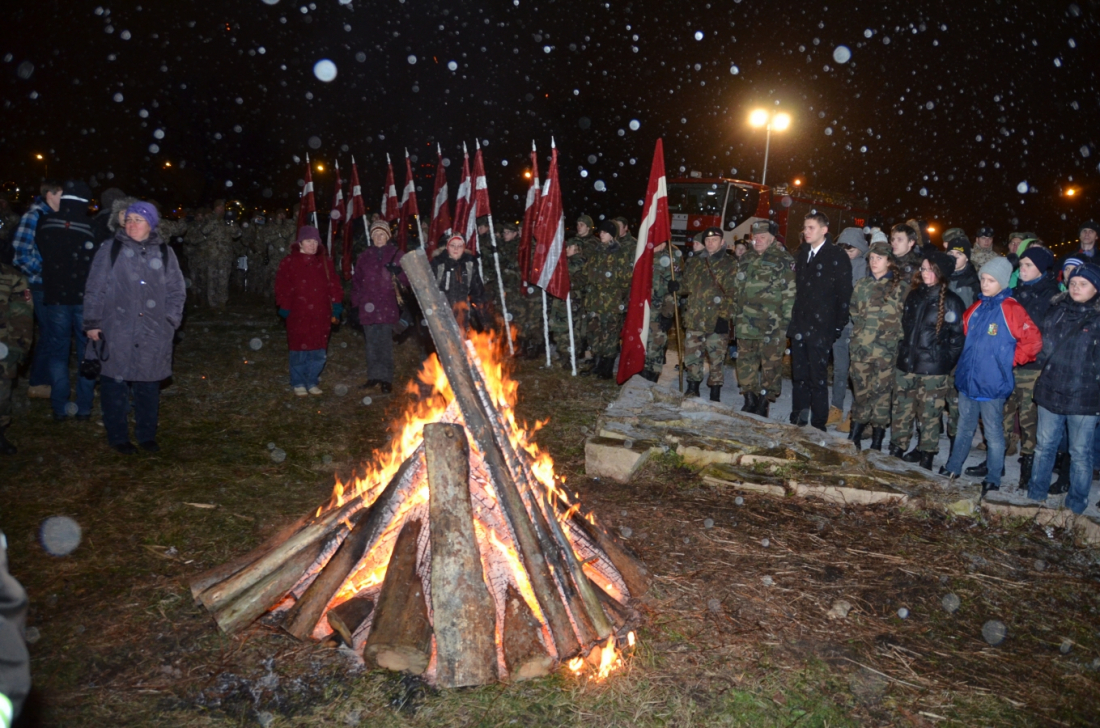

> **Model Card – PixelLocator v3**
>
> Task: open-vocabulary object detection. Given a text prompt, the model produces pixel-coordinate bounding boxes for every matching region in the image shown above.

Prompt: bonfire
[189,249,645,687]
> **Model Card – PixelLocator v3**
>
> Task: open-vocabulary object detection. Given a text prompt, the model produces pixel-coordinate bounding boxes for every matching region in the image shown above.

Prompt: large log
[281,450,422,640]
[569,512,650,600]
[426,423,498,688]
[363,518,433,674]
[502,584,554,681]
[189,514,308,603]
[327,596,374,646]
[401,248,580,660]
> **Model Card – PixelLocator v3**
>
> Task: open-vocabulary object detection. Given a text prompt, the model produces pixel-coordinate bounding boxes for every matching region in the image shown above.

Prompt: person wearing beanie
[580,219,634,378]
[890,251,966,470]
[431,233,488,334]
[940,258,1042,494]
[829,227,870,429]
[971,226,998,270]
[548,215,597,368]
[275,225,344,397]
[82,200,186,453]
[1061,256,1085,288]
[1027,262,1100,514]
[352,216,407,394]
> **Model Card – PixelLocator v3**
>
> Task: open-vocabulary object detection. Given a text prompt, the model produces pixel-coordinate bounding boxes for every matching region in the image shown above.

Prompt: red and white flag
[341,156,366,280]
[617,138,671,385]
[327,159,344,256]
[426,144,451,257]
[396,149,420,252]
[381,154,399,223]
[296,155,317,233]
[518,141,541,286]
[529,140,568,300]
[452,145,475,253]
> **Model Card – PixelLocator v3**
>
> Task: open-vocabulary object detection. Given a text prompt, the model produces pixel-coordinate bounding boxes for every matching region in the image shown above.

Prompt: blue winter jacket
[954,288,1043,400]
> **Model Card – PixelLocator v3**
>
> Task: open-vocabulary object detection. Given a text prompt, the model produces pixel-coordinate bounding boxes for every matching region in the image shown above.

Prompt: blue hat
[1020,246,1054,275]
[125,201,159,229]
[1069,262,1100,293]
[1063,256,1085,272]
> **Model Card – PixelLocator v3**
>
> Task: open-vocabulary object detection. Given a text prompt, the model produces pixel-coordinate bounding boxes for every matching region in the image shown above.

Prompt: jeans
[1028,406,1097,514]
[100,377,160,446]
[42,304,95,418]
[289,349,326,388]
[29,287,51,386]
[364,324,395,383]
[945,392,1006,486]
[831,322,852,409]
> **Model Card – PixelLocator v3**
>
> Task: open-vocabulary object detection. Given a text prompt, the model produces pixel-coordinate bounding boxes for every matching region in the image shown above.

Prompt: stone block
[584,437,655,483]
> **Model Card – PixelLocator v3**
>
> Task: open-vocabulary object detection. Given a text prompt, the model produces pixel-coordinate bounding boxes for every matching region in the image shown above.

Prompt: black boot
[889,443,906,459]
[0,427,16,456]
[741,391,758,413]
[1050,454,1071,495]
[850,422,867,451]
[1018,454,1033,491]
[597,357,616,380]
[965,460,990,478]
[580,356,601,376]
[902,448,923,463]
[919,451,935,471]
[686,380,701,397]
[709,385,722,402]
[753,395,771,417]
[870,427,886,451]
[641,369,660,382]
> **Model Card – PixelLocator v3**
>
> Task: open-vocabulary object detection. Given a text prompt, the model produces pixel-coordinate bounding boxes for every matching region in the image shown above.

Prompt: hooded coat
[82,229,186,382]
[954,289,1042,400]
[1033,291,1100,416]
[275,243,344,351]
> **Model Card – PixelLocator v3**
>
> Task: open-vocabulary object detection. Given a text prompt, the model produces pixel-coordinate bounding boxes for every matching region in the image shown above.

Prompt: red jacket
[275,245,344,351]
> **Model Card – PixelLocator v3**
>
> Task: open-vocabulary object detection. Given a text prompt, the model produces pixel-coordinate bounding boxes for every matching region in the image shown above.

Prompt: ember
[190,248,644,687]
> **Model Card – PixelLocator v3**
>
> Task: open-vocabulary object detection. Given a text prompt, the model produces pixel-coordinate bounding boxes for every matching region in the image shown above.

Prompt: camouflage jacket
[969,246,998,271]
[652,246,683,317]
[199,220,243,262]
[896,248,923,279]
[848,273,907,363]
[680,247,738,334]
[732,242,795,340]
[0,263,33,379]
[583,241,634,317]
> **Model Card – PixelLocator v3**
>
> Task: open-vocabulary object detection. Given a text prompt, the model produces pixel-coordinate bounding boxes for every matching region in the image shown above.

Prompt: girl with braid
[889,250,966,470]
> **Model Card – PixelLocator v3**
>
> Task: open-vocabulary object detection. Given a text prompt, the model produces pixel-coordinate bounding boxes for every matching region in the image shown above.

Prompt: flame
[594,637,621,680]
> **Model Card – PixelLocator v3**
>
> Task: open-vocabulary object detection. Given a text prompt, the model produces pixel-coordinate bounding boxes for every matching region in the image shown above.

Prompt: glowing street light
[1065,187,1077,197]
[747,109,792,186]
[315,163,325,173]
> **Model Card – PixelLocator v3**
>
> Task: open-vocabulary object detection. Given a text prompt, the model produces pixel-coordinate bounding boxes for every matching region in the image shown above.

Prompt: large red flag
[452,145,475,253]
[518,141,541,285]
[296,155,317,233]
[426,144,451,257]
[341,156,366,280]
[327,159,344,256]
[617,139,671,385]
[529,141,569,300]
[381,154,399,223]
[396,149,420,251]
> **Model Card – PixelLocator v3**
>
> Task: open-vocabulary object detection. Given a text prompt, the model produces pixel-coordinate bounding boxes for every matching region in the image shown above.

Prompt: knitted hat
[836,226,869,254]
[125,201,159,229]
[368,220,391,238]
[1063,256,1085,273]
[598,220,618,237]
[577,214,594,229]
[1020,246,1054,275]
[870,230,888,245]
[926,250,955,281]
[868,241,892,259]
[1079,220,1099,234]
[946,235,972,260]
[297,225,321,243]
[979,257,1013,291]
[1069,262,1100,293]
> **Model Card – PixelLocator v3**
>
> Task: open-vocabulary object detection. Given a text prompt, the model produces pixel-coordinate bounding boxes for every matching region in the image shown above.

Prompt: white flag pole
[566,292,577,376]
[487,212,514,355]
[541,289,552,368]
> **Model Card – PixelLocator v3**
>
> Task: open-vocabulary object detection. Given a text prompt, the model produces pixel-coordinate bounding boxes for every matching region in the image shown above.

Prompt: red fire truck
[666,176,871,253]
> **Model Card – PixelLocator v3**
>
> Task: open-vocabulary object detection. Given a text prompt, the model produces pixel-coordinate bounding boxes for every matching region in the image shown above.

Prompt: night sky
[2,0,1098,246]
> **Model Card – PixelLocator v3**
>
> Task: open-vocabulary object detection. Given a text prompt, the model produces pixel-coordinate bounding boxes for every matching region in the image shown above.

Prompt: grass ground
[3,301,1099,727]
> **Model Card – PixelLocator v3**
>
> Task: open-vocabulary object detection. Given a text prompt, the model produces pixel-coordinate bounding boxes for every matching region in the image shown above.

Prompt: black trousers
[790,335,832,429]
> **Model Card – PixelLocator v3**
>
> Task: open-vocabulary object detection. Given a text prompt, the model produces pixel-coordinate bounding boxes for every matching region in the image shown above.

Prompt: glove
[385,262,402,275]
[278,308,290,319]
[332,303,344,318]
[667,280,681,293]
[659,315,674,333]
[714,317,730,335]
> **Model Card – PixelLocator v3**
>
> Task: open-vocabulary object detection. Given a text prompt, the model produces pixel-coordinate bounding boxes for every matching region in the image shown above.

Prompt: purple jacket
[351,243,408,326]
[82,231,186,382]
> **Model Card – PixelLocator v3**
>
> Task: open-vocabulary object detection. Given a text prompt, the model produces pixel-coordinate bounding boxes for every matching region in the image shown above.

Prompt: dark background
[2,0,1098,245]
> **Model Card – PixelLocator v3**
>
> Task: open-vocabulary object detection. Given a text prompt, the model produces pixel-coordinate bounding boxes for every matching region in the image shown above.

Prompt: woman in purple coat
[351,221,407,393]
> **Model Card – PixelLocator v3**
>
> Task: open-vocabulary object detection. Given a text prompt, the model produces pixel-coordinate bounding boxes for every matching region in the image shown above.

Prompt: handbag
[79,335,108,379]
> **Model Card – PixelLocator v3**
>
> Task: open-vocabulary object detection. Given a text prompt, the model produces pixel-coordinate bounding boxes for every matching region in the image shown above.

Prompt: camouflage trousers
[1003,368,1040,455]
[586,312,623,358]
[0,377,11,428]
[683,331,729,386]
[735,336,785,400]
[548,291,583,352]
[891,370,952,453]
[206,260,231,308]
[850,360,894,428]
[644,318,668,375]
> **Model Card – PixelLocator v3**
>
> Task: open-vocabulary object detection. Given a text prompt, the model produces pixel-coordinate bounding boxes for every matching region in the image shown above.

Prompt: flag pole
[541,289,551,367]
[414,214,425,251]
[486,212,514,355]
[306,152,318,229]
[565,292,577,376]
[669,247,684,392]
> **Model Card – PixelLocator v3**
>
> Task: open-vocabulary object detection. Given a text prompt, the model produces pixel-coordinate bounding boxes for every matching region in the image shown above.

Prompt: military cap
[577,214,594,229]
[702,226,724,240]
[868,241,892,258]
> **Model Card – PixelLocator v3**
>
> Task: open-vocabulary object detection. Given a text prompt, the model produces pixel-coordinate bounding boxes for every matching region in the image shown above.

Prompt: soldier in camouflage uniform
[641,241,682,381]
[731,220,795,416]
[199,201,243,308]
[966,226,997,271]
[890,223,924,279]
[549,215,596,367]
[679,227,738,400]
[581,220,633,379]
[495,222,537,357]
[0,262,33,454]
[847,241,907,450]
[613,216,637,251]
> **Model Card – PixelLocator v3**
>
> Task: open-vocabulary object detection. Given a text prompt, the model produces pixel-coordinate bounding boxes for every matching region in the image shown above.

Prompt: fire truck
[666,176,871,253]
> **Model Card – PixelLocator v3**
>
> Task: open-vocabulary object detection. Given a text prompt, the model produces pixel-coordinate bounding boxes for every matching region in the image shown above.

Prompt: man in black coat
[786,212,853,431]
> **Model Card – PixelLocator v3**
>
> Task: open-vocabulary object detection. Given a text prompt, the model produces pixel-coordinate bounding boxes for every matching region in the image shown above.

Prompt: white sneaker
[293,386,308,397]
[308,386,323,395]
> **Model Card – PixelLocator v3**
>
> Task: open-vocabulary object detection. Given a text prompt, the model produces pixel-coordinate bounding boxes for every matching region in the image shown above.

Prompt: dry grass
[3,301,1099,727]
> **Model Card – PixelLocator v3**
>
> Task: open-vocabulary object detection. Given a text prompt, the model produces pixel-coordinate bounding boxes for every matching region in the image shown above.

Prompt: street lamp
[747,109,791,186]
[34,153,47,179]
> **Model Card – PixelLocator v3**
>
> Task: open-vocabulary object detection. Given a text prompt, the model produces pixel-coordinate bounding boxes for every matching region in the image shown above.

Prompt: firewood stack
[190,248,646,687]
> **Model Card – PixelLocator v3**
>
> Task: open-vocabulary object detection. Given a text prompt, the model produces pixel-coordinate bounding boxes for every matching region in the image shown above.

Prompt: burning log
[363,518,433,674]
[326,596,373,646]
[569,512,650,601]
[189,514,308,603]
[426,423,498,687]
[502,584,554,681]
[401,248,581,659]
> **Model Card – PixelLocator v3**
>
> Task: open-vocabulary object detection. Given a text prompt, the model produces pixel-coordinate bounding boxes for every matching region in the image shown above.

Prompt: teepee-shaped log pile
[189,248,646,687]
